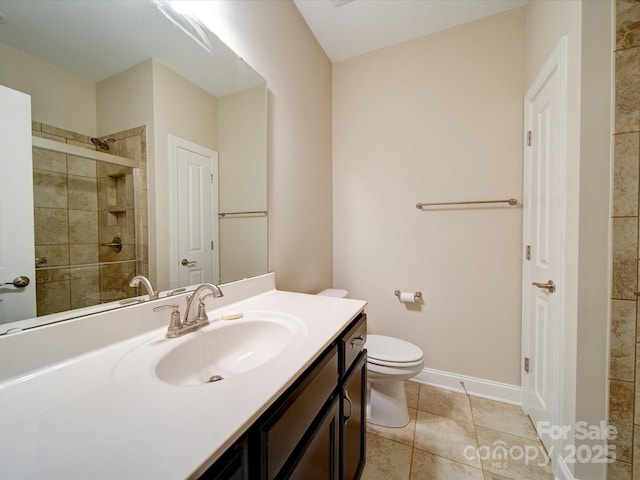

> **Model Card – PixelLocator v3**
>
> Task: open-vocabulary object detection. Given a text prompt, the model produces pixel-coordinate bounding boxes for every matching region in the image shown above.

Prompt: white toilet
[365,334,424,427]
[317,288,425,428]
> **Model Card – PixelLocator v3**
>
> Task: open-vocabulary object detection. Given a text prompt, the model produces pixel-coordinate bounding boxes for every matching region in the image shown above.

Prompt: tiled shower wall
[31,123,148,316]
[609,1,640,478]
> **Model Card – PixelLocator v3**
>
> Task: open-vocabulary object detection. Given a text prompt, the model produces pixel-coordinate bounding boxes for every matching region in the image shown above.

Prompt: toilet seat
[366,334,424,368]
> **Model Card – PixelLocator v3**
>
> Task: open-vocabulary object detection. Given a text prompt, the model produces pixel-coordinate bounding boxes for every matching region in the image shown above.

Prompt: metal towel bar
[416,198,518,209]
[218,210,268,217]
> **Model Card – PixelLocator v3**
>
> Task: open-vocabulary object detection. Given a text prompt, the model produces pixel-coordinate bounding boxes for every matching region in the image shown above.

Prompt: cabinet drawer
[340,314,367,376]
[261,345,338,479]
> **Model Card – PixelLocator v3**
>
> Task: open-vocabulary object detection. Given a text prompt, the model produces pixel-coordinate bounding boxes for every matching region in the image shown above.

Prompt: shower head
[90,137,116,151]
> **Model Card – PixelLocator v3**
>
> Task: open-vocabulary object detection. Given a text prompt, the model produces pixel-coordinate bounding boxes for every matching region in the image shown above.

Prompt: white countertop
[0,277,366,479]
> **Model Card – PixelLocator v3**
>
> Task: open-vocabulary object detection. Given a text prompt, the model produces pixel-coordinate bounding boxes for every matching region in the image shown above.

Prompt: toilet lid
[365,334,424,365]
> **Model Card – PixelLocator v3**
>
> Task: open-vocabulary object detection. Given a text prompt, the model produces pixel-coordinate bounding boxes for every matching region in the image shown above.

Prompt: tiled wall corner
[615,47,640,135]
[612,218,638,300]
[609,457,633,480]
[612,300,637,382]
[611,380,635,463]
[617,0,640,51]
[610,2,640,477]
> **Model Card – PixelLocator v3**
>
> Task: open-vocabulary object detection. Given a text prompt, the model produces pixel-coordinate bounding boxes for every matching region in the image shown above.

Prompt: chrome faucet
[183,283,224,326]
[153,283,224,339]
[129,275,159,300]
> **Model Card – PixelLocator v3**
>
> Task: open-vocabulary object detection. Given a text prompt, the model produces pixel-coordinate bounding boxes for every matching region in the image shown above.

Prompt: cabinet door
[287,397,340,480]
[342,352,367,480]
[199,437,247,480]
[259,346,338,479]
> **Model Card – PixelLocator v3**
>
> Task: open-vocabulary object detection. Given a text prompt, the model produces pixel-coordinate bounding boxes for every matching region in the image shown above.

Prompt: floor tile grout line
[413,383,419,449]
[366,426,484,475]
[475,423,541,442]
[463,381,486,475]
[366,383,554,480]
[369,432,484,472]
[407,440,414,480]
[414,404,477,426]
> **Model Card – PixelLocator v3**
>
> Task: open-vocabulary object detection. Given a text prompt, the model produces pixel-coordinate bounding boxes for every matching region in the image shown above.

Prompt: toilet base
[367,380,410,428]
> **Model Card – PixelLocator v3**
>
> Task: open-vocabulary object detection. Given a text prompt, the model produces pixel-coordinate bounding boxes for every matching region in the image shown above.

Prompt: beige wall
[218,86,268,283]
[194,0,334,293]
[333,8,525,385]
[0,41,96,136]
[218,86,267,212]
[96,60,154,138]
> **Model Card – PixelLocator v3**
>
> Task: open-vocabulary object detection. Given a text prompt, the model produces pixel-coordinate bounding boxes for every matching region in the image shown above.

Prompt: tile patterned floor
[362,382,555,480]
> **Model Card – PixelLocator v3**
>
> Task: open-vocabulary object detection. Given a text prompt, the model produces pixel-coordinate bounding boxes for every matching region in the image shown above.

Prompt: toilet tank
[316,288,348,298]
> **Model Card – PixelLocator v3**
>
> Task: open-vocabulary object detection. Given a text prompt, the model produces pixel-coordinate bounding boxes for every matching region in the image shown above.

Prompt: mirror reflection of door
[169,135,219,288]
[0,85,36,324]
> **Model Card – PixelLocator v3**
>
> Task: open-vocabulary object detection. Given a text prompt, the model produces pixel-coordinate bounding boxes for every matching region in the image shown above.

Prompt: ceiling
[0,0,264,97]
[0,0,528,90]
[293,0,528,63]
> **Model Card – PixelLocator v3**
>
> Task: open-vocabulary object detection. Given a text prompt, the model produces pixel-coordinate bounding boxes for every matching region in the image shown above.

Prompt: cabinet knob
[350,335,365,348]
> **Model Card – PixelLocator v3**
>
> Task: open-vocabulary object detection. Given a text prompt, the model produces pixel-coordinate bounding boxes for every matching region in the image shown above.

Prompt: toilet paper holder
[394,290,422,302]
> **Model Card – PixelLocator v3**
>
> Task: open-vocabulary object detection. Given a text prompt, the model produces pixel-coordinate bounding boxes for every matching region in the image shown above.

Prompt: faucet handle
[153,304,183,338]
[194,299,209,323]
[194,291,221,324]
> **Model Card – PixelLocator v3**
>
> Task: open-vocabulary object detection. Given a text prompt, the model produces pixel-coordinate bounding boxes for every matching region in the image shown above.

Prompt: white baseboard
[413,367,522,405]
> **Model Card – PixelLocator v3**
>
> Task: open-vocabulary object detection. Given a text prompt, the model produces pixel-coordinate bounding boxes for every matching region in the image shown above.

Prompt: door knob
[532,280,556,293]
[181,259,197,267]
[0,276,30,288]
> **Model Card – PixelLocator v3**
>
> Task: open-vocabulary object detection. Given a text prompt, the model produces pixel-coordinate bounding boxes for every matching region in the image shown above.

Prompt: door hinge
[527,131,532,147]
[524,357,530,373]
[526,245,531,261]
[210,173,214,183]
[211,240,214,250]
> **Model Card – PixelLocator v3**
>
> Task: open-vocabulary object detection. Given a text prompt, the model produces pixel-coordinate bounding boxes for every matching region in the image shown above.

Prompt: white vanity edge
[0,273,367,479]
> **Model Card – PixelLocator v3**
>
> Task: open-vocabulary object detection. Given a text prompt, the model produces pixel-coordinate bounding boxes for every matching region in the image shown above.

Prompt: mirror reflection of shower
[32,124,148,316]
[90,137,116,151]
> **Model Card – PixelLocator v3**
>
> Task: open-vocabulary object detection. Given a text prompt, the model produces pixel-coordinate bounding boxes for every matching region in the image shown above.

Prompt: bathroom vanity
[203,311,367,479]
[0,274,367,479]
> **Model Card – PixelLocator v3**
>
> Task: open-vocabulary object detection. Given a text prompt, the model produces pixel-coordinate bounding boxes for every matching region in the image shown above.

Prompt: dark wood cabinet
[201,313,367,480]
[341,352,366,480]
[199,436,248,480]
[258,345,339,479]
[287,397,340,479]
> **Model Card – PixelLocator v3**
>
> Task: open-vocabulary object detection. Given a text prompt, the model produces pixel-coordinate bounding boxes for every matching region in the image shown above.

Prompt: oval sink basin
[155,313,304,386]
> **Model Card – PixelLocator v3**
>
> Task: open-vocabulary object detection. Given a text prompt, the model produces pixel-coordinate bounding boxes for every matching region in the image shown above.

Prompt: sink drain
[207,375,224,383]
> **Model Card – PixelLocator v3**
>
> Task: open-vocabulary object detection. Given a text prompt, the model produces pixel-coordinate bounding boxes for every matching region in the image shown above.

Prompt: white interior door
[169,135,219,288]
[522,37,566,457]
[0,85,36,325]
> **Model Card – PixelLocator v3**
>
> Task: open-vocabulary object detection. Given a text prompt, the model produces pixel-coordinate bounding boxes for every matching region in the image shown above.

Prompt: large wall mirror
[0,0,268,333]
